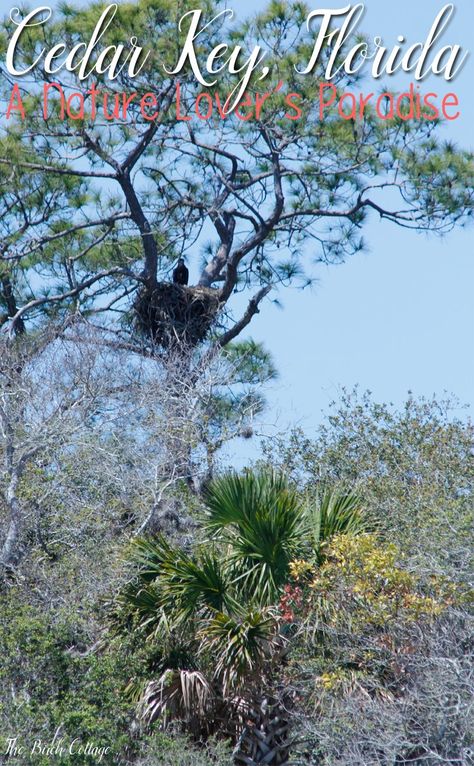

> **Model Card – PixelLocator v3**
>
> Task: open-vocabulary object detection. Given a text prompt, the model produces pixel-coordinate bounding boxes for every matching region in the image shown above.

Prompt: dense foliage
[1,380,472,764]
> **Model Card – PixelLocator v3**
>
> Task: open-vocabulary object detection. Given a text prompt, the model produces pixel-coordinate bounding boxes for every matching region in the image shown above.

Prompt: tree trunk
[233,694,292,766]
[1,480,23,568]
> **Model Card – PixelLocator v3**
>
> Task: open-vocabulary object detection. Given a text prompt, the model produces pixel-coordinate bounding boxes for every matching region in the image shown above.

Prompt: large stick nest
[134,283,221,347]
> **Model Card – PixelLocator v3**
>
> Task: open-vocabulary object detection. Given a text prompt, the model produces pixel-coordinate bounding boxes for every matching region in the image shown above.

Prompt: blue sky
[1,0,472,448]
[226,0,474,445]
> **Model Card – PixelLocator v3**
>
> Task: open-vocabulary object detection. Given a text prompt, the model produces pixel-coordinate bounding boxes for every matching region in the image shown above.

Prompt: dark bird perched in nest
[173,258,189,286]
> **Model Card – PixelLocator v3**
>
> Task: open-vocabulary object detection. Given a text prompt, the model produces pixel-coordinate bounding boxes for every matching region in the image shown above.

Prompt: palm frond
[203,471,306,602]
[200,608,278,696]
[126,535,177,581]
[115,536,237,635]
[141,669,214,728]
[305,486,368,562]
[158,547,236,623]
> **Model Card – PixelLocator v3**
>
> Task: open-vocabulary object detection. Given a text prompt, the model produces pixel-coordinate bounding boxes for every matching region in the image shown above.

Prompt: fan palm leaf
[203,471,305,603]
[199,608,278,696]
[142,669,214,729]
[305,486,368,563]
[118,536,237,632]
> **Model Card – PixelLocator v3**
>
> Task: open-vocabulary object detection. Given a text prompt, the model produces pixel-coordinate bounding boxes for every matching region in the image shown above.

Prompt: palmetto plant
[111,471,365,765]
